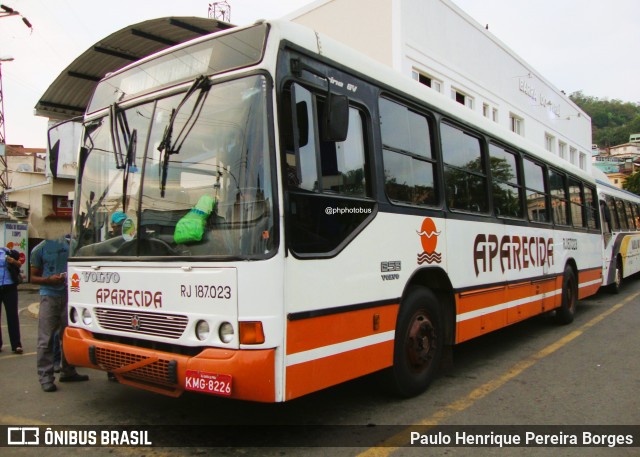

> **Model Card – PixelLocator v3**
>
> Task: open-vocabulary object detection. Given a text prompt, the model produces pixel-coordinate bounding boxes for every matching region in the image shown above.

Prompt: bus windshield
[73,75,274,259]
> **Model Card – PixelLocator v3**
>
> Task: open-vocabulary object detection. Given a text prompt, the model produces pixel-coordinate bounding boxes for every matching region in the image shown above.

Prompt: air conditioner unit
[16,163,34,172]
[12,207,28,218]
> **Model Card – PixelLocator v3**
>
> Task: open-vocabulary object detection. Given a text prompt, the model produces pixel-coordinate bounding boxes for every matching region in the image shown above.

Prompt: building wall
[4,146,74,240]
[287,0,394,66]
[287,0,592,171]
[609,143,640,156]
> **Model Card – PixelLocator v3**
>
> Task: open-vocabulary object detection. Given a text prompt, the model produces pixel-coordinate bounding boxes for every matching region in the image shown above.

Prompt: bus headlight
[69,307,78,324]
[81,308,92,326]
[219,322,234,343]
[195,320,210,341]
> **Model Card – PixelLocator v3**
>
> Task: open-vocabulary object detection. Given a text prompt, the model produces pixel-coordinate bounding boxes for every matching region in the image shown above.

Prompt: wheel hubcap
[406,312,436,372]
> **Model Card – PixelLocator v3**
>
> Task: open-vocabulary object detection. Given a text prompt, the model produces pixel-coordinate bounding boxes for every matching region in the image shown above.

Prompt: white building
[287,0,592,172]
[609,142,640,156]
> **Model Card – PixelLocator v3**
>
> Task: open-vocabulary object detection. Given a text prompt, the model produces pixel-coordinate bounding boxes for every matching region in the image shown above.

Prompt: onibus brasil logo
[417,217,442,265]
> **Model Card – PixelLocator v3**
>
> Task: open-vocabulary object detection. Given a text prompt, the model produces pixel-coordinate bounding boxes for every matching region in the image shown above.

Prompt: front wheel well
[403,268,456,346]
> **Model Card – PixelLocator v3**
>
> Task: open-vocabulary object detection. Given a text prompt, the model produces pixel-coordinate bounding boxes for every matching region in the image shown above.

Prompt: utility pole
[0,4,32,210]
[0,57,14,209]
[208,1,231,23]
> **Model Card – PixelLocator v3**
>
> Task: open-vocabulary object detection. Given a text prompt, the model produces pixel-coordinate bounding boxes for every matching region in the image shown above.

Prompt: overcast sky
[0,0,638,149]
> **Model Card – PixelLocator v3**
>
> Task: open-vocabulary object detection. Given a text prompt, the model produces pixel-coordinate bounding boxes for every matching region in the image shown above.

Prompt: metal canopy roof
[35,16,233,120]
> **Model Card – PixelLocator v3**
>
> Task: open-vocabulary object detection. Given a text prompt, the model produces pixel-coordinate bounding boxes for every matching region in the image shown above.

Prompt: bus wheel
[388,287,443,397]
[609,258,623,294]
[555,266,577,325]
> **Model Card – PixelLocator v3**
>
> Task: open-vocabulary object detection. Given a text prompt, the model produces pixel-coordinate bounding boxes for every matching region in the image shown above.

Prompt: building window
[412,70,442,93]
[558,141,567,160]
[510,113,524,136]
[570,146,577,165]
[492,108,498,122]
[545,133,555,153]
[452,88,474,109]
[579,152,587,170]
[483,103,490,118]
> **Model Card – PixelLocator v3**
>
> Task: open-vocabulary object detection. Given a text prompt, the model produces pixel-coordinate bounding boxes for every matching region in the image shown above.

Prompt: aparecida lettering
[474,234,554,276]
[96,288,163,308]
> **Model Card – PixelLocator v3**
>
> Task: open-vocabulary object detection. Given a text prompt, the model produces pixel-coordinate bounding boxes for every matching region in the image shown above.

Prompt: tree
[623,171,640,196]
[570,91,640,147]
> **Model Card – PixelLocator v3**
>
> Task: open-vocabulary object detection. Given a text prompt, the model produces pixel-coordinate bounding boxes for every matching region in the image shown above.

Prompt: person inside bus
[109,211,127,238]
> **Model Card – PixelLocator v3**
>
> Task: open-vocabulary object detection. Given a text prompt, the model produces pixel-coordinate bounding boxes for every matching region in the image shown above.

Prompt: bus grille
[95,308,188,339]
[94,347,175,385]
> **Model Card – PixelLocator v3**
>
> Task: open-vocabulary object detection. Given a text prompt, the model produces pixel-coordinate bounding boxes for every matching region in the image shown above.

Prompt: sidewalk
[19,283,41,319]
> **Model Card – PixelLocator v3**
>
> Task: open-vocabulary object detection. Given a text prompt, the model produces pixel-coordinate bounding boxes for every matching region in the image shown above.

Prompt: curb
[27,302,39,319]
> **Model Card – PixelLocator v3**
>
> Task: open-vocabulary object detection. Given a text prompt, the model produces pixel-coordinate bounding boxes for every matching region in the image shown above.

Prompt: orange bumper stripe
[64,327,276,402]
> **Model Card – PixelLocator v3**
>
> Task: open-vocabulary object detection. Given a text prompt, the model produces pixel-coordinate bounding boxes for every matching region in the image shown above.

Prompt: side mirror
[48,139,60,179]
[321,92,349,142]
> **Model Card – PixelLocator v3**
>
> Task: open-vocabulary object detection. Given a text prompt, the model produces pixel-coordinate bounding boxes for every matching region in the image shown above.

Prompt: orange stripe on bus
[578,267,603,299]
[456,276,559,315]
[285,339,394,401]
[579,267,602,282]
[455,276,563,343]
[286,304,399,355]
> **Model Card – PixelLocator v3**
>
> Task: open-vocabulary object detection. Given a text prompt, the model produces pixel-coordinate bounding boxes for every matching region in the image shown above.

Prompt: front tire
[608,258,623,294]
[387,287,443,397]
[555,266,577,325]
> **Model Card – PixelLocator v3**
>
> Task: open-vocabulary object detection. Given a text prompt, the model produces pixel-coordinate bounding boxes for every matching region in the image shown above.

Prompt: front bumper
[64,327,276,402]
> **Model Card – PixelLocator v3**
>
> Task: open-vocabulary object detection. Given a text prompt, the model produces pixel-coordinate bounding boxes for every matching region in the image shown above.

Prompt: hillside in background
[570,91,640,148]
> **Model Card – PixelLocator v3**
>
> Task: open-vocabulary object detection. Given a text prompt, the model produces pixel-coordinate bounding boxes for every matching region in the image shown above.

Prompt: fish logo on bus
[70,273,80,293]
[417,217,442,265]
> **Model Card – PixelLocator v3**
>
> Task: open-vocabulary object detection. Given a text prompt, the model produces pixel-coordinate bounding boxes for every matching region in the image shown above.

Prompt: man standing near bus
[31,235,89,392]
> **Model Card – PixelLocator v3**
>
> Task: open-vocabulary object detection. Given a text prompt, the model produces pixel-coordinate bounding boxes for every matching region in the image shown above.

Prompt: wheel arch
[402,267,456,346]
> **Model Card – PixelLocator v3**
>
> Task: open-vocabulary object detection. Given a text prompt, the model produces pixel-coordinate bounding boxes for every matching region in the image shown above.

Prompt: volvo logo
[131,315,141,331]
[81,271,121,283]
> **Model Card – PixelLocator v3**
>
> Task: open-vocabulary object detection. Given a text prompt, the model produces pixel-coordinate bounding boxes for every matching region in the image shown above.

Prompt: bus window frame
[379,95,440,209]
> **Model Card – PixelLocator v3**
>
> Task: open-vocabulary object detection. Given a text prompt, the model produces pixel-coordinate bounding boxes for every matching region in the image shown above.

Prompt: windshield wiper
[157,75,212,197]
[122,129,137,213]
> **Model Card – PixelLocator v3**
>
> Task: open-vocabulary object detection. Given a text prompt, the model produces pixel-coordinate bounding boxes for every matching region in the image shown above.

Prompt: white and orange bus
[597,175,640,293]
[63,19,603,402]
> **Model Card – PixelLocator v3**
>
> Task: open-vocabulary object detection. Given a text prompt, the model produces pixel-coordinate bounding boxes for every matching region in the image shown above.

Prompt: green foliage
[569,91,640,147]
[623,171,640,196]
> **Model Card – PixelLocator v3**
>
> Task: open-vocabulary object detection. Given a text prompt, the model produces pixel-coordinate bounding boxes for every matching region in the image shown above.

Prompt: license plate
[185,370,232,397]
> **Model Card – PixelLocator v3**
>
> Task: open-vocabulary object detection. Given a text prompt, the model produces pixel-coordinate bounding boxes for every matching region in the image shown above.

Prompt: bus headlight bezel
[81,308,92,326]
[219,322,234,343]
[195,320,210,341]
[69,306,79,324]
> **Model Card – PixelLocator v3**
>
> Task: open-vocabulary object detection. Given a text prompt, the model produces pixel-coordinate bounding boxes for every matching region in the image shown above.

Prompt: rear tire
[555,266,577,325]
[387,287,443,397]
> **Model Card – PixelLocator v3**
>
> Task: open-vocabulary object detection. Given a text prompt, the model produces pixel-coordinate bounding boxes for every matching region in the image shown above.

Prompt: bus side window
[606,196,619,231]
[284,81,373,255]
[625,199,636,230]
[488,143,523,218]
[549,169,569,225]
[616,198,628,230]
[380,97,437,206]
[600,200,611,233]
[584,186,599,230]
[522,158,549,223]
[568,179,583,228]
[285,84,318,191]
[441,122,487,213]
